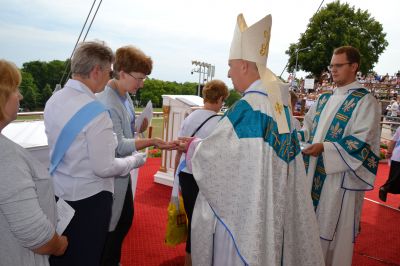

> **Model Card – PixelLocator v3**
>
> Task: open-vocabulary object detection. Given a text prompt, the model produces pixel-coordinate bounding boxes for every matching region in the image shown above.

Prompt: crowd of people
[0,11,389,266]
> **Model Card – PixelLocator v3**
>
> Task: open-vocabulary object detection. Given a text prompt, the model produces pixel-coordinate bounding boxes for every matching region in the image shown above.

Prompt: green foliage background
[285,1,388,78]
[19,60,240,110]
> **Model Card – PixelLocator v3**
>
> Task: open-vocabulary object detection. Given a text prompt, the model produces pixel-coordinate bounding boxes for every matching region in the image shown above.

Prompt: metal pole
[294,49,299,80]
[198,65,202,96]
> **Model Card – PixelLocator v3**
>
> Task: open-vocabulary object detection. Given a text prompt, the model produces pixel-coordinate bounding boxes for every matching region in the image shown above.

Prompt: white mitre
[229,13,290,134]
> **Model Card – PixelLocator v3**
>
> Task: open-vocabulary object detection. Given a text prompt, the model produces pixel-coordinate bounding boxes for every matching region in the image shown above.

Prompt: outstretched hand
[302,143,324,157]
[153,138,179,150]
[175,137,195,152]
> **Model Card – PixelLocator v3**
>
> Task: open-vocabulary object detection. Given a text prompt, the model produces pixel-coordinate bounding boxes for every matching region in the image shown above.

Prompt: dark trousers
[382,160,400,194]
[50,191,113,266]
[101,183,134,266]
[179,171,199,254]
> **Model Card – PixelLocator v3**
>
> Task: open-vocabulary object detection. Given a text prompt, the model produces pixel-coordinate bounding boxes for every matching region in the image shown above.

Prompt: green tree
[19,71,38,110]
[22,61,47,91]
[133,79,197,108]
[42,84,53,105]
[225,89,241,107]
[21,59,70,108]
[285,1,388,78]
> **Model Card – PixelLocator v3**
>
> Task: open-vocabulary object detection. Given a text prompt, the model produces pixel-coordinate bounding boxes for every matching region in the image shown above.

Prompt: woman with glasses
[97,45,176,266]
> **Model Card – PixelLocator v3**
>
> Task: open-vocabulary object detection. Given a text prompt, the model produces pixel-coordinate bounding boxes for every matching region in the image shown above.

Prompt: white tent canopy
[3,121,50,166]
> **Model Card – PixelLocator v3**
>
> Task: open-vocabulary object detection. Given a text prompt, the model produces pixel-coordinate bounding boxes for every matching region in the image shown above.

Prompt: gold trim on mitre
[229,13,290,134]
[258,65,290,133]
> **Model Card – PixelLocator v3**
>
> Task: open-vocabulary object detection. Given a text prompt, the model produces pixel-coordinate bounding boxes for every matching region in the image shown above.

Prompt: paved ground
[381,117,399,141]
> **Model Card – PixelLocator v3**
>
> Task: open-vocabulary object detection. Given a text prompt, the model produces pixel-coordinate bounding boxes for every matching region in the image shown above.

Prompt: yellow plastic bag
[165,195,188,246]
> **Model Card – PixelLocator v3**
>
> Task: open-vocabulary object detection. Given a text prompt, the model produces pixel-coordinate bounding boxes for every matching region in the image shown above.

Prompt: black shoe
[379,187,387,202]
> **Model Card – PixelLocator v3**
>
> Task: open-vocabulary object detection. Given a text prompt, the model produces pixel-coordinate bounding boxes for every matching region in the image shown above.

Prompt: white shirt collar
[334,80,363,95]
[244,79,263,94]
[64,79,97,99]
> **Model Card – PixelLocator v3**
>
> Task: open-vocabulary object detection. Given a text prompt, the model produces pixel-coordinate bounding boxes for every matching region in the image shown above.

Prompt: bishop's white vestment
[188,80,325,266]
[299,81,381,266]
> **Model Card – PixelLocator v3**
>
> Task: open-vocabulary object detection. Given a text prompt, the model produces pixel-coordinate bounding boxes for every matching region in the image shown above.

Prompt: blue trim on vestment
[243,90,268,97]
[334,142,375,190]
[49,100,107,175]
[318,187,347,242]
[303,92,332,173]
[209,205,249,266]
[336,135,379,175]
[284,105,292,132]
[310,89,369,208]
[226,100,300,163]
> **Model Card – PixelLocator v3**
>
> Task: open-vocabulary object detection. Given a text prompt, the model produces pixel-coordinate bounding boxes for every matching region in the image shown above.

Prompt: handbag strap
[190,114,220,137]
[49,101,107,175]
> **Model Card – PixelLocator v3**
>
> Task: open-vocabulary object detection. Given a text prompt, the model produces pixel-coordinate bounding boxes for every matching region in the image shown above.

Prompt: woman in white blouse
[44,41,145,266]
[174,80,228,266]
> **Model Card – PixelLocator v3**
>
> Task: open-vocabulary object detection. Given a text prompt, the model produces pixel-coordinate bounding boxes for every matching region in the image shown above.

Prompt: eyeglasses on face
[327,62,352,71]
[126,72,147,82]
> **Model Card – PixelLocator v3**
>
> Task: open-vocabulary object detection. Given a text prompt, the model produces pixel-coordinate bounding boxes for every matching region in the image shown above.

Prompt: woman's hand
[152,138,179,150]
[175,137,195,152]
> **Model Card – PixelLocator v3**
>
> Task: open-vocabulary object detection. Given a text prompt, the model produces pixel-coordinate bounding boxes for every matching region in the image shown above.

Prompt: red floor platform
[121,159,400,266]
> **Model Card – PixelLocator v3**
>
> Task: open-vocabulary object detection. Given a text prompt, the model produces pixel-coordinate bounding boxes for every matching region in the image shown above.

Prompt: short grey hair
[71,41,114,78]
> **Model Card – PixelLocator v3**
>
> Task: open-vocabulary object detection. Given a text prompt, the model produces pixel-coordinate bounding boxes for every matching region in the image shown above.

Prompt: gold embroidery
[329,122,343,139]
[335,113,349,122]
[316,166,326,175]
[319,96,328,107]
[313,176,322,190]
[259,30,268,56]
[342,98,356,112]
[345,140,359,151]
[275,102,283,115]
[361,147,369,160]
[351,91,365,97]
[367,157,377,169]
[272,132,280,148]
[311,191,320,201]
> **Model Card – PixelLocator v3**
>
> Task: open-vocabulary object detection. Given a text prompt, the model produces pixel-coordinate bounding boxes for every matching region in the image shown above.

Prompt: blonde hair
[113,45,153,78]
[0,59,21,120]
[202,79,229,104]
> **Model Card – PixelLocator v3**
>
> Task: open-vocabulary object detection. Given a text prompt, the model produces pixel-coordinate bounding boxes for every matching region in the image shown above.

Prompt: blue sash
[304,89,369,209]
[49,101,107,175]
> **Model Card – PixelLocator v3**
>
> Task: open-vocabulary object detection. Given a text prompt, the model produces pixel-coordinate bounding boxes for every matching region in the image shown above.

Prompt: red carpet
[121,159,400,266]
[121,158,185,266]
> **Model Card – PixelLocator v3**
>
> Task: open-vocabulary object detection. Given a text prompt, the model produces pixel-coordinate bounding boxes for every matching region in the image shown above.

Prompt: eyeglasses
[327,62,352,71]
[126,72,147,82]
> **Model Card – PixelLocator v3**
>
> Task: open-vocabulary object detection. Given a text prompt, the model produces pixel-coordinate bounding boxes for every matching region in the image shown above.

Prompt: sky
[0,0,399,88]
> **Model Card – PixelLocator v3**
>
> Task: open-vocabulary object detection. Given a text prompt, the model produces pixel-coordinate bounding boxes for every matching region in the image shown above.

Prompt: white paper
[135,100,153,133]
[130,152,147,200]
[130,168,139,200]
[56,198,75,235]
[300,142,311,150]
